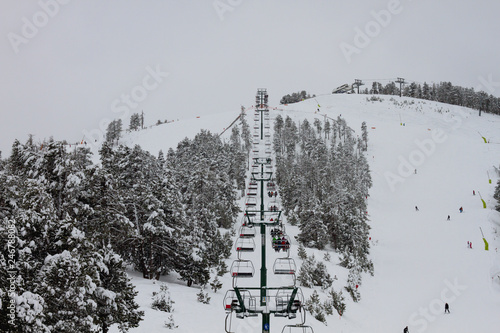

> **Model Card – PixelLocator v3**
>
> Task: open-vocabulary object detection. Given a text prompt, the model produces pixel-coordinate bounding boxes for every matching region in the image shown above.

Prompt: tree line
[0,125,247,332]
[362,81,500,115]
[272,115,373,286]
[280,91,316,105]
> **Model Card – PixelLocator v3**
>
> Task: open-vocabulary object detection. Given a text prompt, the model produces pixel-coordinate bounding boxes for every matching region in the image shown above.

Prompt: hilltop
[101,93,500,333]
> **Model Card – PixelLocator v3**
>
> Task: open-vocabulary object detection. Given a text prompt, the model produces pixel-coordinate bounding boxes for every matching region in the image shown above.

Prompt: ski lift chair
[273,258,297,275]
[274,288,304,319]
[267,202,279,212]
[247,188,257,196]
[239,225,255,238]
[281,325,314,333]
[224,289,257,318]
[271,234,291,253]
[230,260,255,278]
[245,197,257,206]
[235,237,255,252]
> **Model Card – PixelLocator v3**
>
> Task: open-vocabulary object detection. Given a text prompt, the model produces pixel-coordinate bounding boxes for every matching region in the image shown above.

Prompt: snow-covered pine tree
[105,119,122,145]
[324,119,331,140]
[129,113,141,131]
[108,145,176,279]
[313,118,322,135]
[239,107,252,155]
[94,246,143,333]
[273,115,373,288]
[283,116,298,158]
[0,141,143,332]
[166,131,239,286]
[361,121,368,151]
[229,126,246,190]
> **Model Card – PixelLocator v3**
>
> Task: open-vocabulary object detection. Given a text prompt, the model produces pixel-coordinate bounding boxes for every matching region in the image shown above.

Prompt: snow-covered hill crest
[112,93,500,333]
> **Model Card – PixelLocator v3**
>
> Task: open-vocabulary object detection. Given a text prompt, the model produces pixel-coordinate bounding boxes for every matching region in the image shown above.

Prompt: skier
[415,206,419,211]
[447,215,450,221]
[403,326,409,333]
[444,303,450,313]
[459,207,463,213]
[473,190,475,196]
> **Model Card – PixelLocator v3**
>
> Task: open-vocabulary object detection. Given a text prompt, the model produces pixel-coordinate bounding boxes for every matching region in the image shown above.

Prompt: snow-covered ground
[109,94,500,333]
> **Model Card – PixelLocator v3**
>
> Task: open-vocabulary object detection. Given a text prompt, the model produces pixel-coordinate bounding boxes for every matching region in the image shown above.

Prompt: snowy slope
[109,94,500,333]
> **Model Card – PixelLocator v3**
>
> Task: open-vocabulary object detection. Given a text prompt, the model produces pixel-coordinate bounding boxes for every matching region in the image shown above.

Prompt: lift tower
[396,77,406,97]
[225,90,306,333]
[255,89,269,140]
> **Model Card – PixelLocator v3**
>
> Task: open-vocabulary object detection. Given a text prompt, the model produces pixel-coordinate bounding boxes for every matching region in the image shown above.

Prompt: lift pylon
[225,90,314,333]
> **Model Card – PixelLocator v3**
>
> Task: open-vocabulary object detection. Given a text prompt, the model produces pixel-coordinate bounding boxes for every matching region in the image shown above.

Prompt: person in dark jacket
[445,302,450,313]
[403,326,409,333]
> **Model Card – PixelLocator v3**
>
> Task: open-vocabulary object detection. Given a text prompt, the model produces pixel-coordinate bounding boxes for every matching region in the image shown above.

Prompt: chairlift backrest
[235,237,255,252]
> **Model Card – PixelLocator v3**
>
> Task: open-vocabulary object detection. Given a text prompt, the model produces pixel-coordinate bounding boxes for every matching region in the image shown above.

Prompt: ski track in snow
[105,94,500,333]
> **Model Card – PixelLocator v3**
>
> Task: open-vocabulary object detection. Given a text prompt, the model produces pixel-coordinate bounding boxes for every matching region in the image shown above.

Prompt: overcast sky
[1,0,499,156]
